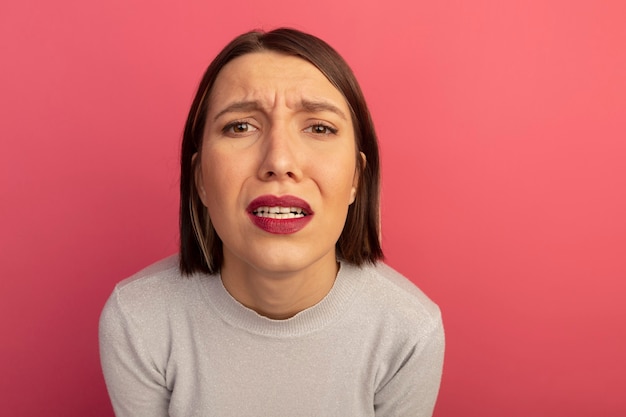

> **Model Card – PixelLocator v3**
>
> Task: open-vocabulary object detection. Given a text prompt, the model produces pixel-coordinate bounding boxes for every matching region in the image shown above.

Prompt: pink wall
[1,1,625,415]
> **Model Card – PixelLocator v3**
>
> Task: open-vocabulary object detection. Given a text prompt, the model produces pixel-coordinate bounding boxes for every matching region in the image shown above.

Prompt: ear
[350,152,366,205]
[192,153,208,206]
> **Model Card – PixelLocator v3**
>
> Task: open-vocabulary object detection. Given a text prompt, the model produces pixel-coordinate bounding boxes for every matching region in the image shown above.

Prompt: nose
[257,124,303,181]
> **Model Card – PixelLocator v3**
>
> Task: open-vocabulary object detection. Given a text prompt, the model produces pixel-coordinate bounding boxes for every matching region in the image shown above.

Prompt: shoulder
[343,261,442,334]
[115,254,183,291]
[101,255,209,331]
[112,255,204,305]
[99,255,213,364]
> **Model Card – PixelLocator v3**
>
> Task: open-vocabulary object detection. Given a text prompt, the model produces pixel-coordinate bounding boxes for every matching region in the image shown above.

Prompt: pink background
[1,0,625,415]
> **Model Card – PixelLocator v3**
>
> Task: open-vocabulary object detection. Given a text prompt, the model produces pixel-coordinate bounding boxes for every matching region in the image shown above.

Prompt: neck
[219,252,339,320]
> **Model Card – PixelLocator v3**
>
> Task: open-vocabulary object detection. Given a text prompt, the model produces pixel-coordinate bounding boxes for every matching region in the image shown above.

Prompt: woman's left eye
[304,124,337,135]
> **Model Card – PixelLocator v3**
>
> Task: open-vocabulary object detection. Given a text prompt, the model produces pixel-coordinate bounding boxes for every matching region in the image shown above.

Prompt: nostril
[262,170,297,180]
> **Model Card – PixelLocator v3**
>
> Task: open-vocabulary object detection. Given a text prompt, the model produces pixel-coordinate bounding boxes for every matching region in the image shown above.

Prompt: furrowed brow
[213,101,262,122]
[212,99,348,121]
[299,99,347,121]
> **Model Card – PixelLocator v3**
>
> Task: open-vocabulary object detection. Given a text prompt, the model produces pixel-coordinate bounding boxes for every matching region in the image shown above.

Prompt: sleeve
[99,288,171,417]
[373,313,445,417]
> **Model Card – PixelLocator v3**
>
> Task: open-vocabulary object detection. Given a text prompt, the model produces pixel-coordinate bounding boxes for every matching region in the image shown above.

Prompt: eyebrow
[298,99,348,121]
[213,101,261,122]
[212,99,348,122]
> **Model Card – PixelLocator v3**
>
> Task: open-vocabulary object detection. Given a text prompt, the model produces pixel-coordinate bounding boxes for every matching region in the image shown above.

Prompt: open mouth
[252,206,308,219]
[247,195,313,234]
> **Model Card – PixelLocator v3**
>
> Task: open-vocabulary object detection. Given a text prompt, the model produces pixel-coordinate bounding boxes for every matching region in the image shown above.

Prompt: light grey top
[99,255,444,417]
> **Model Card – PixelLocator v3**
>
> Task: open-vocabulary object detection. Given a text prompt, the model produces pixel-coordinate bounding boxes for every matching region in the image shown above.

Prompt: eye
[223,121,258,136]
[304,123,338,136]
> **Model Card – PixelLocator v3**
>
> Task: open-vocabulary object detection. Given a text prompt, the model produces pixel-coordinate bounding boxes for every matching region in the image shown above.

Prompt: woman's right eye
[223,121,258,135]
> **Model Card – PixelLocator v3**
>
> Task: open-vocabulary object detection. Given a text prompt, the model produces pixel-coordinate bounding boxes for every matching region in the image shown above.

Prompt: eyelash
[222,120,256,135]
[305,123,338,136]
[220,121,338,136]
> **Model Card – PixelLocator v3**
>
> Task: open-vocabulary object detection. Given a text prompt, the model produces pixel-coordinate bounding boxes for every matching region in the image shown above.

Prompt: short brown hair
[179,28,383,275]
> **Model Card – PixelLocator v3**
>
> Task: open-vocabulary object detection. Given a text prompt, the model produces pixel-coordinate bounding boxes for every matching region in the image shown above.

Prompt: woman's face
[196,51,360,276]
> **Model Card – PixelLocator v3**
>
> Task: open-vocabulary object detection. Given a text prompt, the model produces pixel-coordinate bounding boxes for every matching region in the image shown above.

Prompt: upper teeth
[253,206,306,219]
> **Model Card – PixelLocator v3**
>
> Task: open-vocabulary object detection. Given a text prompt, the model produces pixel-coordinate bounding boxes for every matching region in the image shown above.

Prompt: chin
[242,247,336,277]
[251,255,316,275]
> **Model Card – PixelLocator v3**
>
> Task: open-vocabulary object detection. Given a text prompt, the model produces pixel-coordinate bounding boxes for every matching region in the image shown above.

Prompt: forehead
[207,51,349,111]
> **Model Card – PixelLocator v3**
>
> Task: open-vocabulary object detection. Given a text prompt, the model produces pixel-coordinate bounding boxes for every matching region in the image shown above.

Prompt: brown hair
[179,28,383,275]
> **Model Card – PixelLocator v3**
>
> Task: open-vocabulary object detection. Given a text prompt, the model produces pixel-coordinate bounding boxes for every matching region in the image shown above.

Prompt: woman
[99,28,444,416]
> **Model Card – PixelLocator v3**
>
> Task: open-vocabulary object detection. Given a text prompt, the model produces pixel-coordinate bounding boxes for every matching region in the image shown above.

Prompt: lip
[247,195,314,235]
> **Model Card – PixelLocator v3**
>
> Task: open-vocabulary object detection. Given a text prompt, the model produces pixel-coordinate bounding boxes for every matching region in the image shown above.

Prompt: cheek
[320,161,358,202]
[200,152,243,209]
[202,145,247,183]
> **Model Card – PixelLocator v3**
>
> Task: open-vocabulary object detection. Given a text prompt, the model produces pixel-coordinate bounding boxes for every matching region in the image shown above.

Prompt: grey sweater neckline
[201,261,365,338]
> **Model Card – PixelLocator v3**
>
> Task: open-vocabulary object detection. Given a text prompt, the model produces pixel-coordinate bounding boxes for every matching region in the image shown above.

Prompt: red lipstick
[247,195,313,235]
